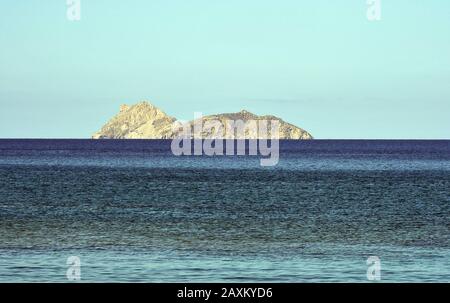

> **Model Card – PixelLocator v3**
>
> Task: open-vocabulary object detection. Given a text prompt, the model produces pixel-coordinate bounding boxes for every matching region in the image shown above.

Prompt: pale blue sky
[0,0,449,138]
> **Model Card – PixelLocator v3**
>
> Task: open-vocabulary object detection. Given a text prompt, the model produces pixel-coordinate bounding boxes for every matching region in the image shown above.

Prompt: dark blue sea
[0,139,449,282]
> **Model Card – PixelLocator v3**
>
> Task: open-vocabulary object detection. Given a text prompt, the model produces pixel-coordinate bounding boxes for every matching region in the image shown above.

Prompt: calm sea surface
[0,139,449,282]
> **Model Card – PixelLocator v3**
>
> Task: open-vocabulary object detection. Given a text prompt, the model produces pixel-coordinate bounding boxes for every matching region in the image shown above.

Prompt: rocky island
[92,101,313,140]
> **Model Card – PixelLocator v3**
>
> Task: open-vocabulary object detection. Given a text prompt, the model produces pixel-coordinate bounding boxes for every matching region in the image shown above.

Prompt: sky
[0,0,449,139]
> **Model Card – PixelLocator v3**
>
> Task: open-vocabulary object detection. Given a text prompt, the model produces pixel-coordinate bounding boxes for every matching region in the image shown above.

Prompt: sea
[0,139,449,282]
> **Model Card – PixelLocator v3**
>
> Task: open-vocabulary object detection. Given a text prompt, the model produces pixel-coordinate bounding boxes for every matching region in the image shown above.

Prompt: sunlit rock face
[92,102,177,139]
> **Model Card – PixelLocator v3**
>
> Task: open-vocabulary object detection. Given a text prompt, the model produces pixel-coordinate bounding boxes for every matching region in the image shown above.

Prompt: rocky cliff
[92,101,313,139]
[92,102,176,139]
